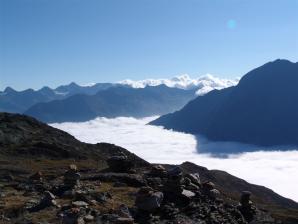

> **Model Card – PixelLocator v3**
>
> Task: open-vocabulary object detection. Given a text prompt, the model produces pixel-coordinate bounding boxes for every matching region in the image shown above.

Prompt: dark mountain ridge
[151,59,298,147]
[25,85,196,123]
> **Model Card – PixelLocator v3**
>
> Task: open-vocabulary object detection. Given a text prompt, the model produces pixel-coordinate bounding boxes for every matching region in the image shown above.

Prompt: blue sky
[0,0,297,90]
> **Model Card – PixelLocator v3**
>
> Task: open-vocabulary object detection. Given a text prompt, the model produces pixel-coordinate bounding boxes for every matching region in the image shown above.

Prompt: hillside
[0,112,298,223]
[151,59,298,147]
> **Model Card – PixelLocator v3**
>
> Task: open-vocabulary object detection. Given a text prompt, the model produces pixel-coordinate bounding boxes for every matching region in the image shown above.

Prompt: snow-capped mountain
[119,74,239,95]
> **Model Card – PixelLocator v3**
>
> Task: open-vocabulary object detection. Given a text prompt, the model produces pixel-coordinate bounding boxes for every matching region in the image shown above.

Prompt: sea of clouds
[51,116,298,202]
[119,74,240,96]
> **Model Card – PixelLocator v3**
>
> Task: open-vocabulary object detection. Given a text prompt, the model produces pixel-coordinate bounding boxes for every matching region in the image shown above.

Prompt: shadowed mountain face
[151,59,298,147]
[25,85,196,123]
[0,112,298,223]
[0,83,117,113]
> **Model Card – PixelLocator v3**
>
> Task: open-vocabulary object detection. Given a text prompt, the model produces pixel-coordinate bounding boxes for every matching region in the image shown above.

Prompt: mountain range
[25,85,196,123]
[0,82,117,113]
[151,59,298,147]
[0,75,238,113]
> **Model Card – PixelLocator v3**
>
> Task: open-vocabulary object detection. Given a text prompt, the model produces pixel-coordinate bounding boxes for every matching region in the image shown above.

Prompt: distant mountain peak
[4,87,16,93]
[119,74,239,95]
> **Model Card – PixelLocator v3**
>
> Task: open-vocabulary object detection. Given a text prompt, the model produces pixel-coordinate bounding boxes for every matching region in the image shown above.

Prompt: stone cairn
[64,164,81,189]
[135,186,164,213]
[28,171,45,191]
[238,191,256,222]
[163,166,184,197]
[202,181,220,200]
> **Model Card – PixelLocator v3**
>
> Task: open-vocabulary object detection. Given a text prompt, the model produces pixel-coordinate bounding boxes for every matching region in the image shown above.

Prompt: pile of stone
[29,191,58,212]
[202,181,220,200]
[28,171,46,191]
[135,186,164,213]
[163,166,184,196]
[64,164,81,189]
[107,153,134,173]
[238,191,256,222]
[149,165,167,177]
[162,166,204,203]
[29,171,43,183]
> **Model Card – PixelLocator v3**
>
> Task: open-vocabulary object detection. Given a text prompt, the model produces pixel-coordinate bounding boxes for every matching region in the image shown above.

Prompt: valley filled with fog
[51,116,298,202]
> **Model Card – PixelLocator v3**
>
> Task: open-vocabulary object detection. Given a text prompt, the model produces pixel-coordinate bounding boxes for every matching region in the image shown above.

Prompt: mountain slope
[151,59,298,147]
[0,112,298,223]
[25,85,196,123]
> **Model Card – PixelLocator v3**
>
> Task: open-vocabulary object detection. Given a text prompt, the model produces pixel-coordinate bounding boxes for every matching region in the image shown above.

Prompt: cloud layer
[119,74,239,95]
[51,116,298,202]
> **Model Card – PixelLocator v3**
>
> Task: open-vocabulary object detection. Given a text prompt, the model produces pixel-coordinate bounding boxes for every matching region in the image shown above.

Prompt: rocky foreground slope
[0,113,298,224]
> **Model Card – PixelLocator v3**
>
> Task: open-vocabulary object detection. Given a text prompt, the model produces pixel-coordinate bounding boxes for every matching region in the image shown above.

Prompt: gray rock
[115,217,134,224]
[107,155,133,172]
[72,201,89,208]
[208,189,220,199]
[186,173,201,186]
[135,187,163,212]
[167,166,183,177]
[84,214,94,222]
[182,189,195,198]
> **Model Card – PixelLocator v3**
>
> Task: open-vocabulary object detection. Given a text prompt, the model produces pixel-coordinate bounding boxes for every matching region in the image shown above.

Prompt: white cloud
[118,74,239,95]
[51,116,298,202]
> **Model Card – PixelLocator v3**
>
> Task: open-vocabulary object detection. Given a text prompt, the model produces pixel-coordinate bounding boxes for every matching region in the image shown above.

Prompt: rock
[135,187,163,212]
[29,171,43,182]
[72,201,89,208]
[2,173,14,182]
[28,191,58,212]
[208,189,220,200]
[107,155,133,172]
[240,191,252,207]
[84,214,94,222]
[184,177,200,191]
[164,176,184,195]
[64,166,81,188]
[44,191,55,201]
[182,189,195,198]
[24,199,39,210]
[202,181,215,191]
[185,173,201,186]
[115,217,134,224]
[94,192,112,203]
[167,166,183,177]
[116,204,132,218]
[150,165,167,177]
[61,207,86,224]
[238,191,256,222]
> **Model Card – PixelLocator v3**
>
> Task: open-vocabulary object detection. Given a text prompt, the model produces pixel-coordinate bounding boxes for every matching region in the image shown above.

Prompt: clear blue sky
[1,0,297,90]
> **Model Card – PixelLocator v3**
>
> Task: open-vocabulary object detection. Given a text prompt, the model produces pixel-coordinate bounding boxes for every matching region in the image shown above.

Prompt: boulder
[150,165,167,177]
[135,187,164,212]
[167,166,183,177]
[185,173,201,186]
[107,155,133,172]
[181,189,195,199]
[72,201,89,208]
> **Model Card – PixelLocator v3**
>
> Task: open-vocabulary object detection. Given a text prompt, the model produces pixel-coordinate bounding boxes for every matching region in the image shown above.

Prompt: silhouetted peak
[4,87,16,93]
